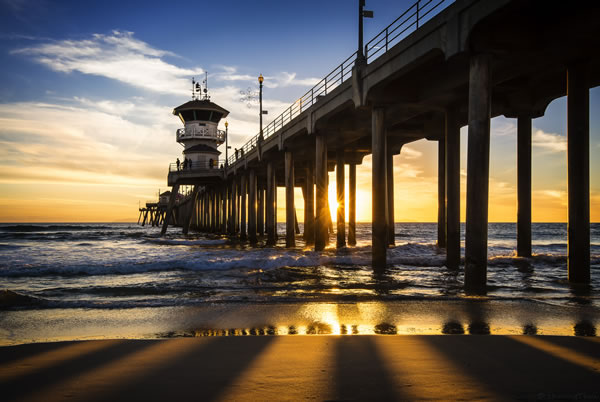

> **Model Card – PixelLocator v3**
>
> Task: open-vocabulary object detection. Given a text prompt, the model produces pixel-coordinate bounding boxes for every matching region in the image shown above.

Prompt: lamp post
[225,120,230,167]
[358,0,373,62]
[258,74,264,142]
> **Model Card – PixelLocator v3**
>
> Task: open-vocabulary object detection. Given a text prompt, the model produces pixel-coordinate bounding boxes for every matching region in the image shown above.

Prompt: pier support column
[315,134,329,251]
[465,53,491,292]
[266,162,276,246]
[258,182,265,236]
[446,108,461,270]
[218,188,221,233]
[372,107,388,270]
[222,185,227,234]
[304,164,315,245]
[517,116,532,257]
[212,190,217,232]
[438,138,447,248]
[285,151,296,247]
[183,186,199,235]
[248,169,258,243]
[336,150,346,248]
[567,63,590,284]
[240,174,247,240]
[161,184,180,235]
[348,162,357,246]
[231,179,237,235]
[387,149,395,246]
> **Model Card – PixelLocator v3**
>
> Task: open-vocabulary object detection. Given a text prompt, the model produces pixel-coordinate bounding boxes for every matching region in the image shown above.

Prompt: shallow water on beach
[0,222,599,344]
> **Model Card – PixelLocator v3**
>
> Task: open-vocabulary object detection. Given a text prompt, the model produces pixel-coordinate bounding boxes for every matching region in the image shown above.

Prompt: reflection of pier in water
[158,0,599,292]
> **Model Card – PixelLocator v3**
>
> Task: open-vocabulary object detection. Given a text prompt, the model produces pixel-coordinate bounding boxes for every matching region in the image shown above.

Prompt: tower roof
[172,99,229,118]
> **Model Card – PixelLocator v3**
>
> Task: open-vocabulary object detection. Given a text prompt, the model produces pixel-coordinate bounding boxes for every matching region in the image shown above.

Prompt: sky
[0,0,598,223]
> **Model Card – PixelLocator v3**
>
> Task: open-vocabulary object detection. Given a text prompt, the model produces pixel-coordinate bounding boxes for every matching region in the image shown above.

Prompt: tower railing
[177,127,226,144]
[226,0,451,167]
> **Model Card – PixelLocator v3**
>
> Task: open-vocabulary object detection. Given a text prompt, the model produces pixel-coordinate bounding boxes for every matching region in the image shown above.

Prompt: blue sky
[0,0,598,222]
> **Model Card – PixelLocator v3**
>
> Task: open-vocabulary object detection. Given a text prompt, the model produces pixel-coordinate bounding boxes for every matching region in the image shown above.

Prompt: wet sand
[1,336,599,401]
[1,299,598,346]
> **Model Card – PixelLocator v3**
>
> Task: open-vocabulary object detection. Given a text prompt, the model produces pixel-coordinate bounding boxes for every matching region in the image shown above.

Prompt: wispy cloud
[533,129,566,153]
[13,30,202,94]
[400,146,422,159]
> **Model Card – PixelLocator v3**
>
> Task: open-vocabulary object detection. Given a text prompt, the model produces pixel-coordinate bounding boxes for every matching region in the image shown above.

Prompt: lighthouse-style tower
[172,76,229,169]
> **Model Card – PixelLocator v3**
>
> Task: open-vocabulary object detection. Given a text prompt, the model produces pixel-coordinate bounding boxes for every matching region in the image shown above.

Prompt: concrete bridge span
[162,0,600,292]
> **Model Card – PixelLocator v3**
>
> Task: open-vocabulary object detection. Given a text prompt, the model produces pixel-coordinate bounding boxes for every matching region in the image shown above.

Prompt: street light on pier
[357,0,373,63]
[258,74,264,142]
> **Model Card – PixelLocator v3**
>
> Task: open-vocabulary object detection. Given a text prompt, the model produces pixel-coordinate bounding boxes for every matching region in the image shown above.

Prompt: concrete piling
[266,162,276,246]
[336,150,346,248]
[372,107,387,270]
[567,63,590,284]
[315,134,328,251]
[517,116,532,258]
[285,151,296,247]
[248,169,258,243]
[465,53,491,292]
[348,162,357,246]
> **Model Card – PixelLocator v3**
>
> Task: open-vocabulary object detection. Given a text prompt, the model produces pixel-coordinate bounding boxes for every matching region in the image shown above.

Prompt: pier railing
[226,0,451,167]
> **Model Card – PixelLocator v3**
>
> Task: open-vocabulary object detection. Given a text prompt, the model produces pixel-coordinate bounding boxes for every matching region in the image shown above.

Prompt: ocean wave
[0,224,115,232]
[143,238,228,246]
[0,289,44,309]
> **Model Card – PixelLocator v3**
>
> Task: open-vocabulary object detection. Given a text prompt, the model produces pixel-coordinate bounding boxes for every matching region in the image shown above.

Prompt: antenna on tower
[202,71,210,100]
[191,77,202,100]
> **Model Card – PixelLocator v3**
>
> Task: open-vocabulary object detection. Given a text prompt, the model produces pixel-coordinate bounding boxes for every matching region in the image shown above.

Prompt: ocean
[1,222,599,344]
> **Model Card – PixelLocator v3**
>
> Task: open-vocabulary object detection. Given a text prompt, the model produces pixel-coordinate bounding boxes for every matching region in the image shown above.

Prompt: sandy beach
[2,335,599,401]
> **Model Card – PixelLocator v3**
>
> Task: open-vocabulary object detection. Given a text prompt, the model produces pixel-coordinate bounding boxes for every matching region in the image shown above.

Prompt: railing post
[386,28,389,52]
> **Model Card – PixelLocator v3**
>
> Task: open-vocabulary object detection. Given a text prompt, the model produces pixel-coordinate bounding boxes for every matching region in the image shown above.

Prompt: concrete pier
[285,151,296,247]
[348,162,357,246]
[315,134,328,251]
[372,107,387,270]
[567,63,590,284]
[156,0,599,291]
[465,53,491,292]
[336,150,346,248]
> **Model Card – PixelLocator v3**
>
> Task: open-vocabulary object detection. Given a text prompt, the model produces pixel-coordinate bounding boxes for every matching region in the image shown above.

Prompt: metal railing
[365,0,448,61]
[168,159,227,173]
[227,0,451,167]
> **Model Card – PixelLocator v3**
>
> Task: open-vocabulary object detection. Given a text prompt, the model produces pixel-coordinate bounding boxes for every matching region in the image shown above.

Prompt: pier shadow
[94,336,274,402]
[422,335,600,399]
[442,320,465,335]
[334,336,407,401]
[465,300,491,335]
[574,320,597,337]
[1,340,155,401]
